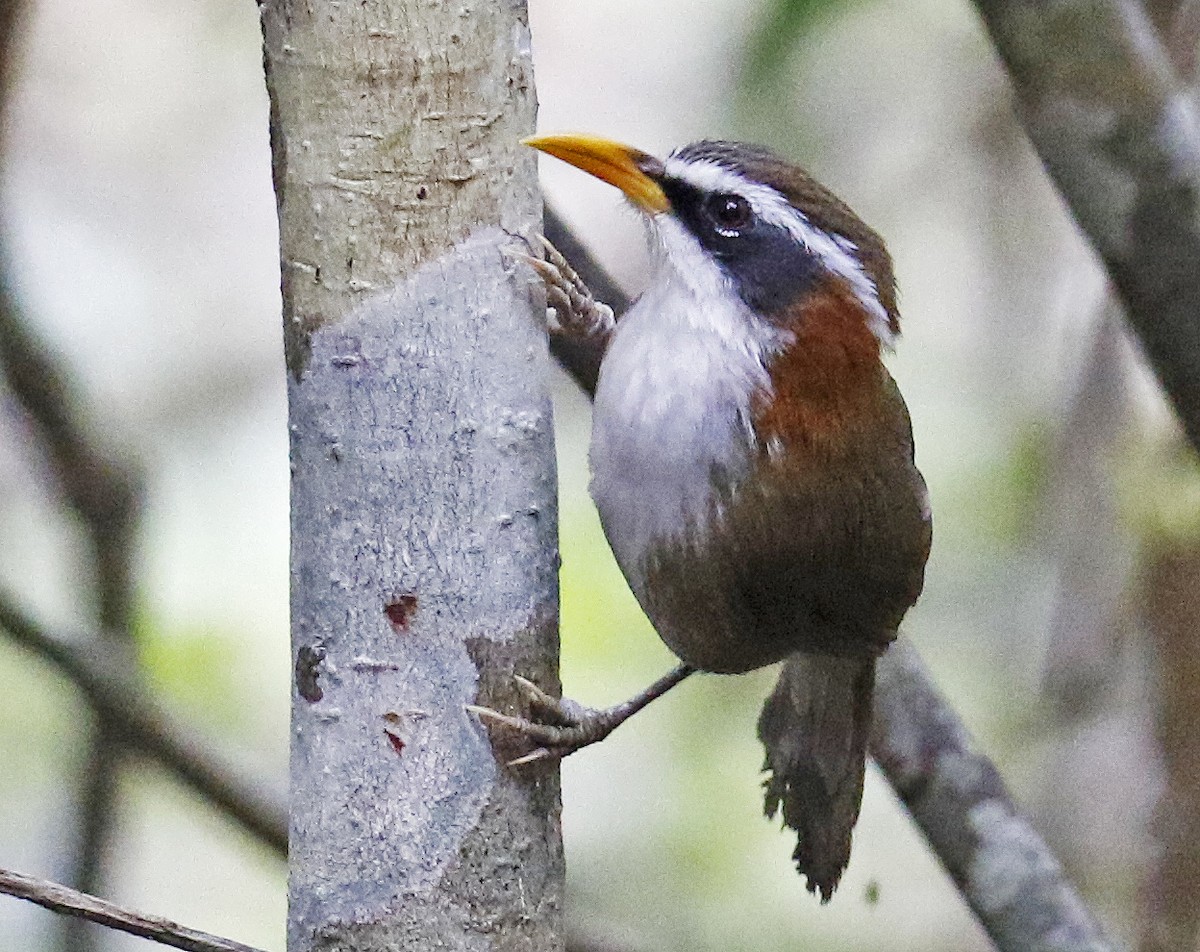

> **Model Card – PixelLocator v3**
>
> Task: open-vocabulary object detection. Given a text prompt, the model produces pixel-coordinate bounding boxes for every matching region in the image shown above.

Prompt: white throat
[588,217,790,576]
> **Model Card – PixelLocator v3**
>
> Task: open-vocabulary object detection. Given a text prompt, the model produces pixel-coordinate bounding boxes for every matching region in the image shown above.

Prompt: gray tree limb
[260,2,563,950]
[0,589,288,856]
[0,867,268,952]
[972,0,1200,456]
[542,205,1116,952]
[971,4,1200,948]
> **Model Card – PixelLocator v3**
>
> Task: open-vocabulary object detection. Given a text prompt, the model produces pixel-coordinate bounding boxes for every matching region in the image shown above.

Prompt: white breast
[587,218,789,580]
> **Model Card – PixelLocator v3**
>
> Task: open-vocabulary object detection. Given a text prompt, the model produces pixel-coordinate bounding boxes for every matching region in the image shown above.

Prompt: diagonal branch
[0,589,288,857]
[0,229,144,952]
[972,0,1200,456]
[971,4,1200,948]
[0,867,268,952]
[542,205,1116,952]
[0,274,143,625]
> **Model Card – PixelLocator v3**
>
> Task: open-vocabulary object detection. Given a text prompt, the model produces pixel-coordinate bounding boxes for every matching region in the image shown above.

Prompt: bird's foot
[468,664,697,766]
[467,676,626,766]
[512,236,615,339]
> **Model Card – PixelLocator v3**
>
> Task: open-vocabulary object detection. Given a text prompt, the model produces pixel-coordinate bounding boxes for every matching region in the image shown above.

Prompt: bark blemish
[383,711,407,756]
[382,709,427,757]
[385,594,419,632]
[296,644,326,702]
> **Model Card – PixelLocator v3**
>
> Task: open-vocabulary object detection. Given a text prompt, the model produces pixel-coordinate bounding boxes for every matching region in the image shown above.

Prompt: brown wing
[732,369,930,655]
[639,369,929,674]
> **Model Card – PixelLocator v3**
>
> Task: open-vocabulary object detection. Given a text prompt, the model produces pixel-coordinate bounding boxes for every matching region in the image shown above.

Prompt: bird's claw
[509,236,614,339]
[512,674,588,726]
[466,679,617,766]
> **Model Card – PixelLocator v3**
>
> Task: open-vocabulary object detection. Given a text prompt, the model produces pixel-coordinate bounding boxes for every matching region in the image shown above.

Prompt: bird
[472,134,932,901]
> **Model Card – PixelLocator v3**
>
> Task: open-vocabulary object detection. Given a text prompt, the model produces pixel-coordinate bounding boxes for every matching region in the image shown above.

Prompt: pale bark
[260,2,562,951]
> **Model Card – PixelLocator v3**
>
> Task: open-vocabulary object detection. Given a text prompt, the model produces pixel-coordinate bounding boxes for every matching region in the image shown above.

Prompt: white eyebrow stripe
[661,156,895,348]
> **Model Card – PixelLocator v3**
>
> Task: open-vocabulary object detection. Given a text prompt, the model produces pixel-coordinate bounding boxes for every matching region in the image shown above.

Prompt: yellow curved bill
[524,134,669,214]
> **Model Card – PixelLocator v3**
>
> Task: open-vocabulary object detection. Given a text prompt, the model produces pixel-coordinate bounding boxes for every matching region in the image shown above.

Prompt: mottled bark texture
[260,3,563,951]
[972,0,1200,456]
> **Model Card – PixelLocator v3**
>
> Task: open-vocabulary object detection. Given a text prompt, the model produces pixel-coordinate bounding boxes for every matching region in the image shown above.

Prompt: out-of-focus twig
[972,3,1200,945]
[1135,7,1200,946]
[0,588,289,856]
[972,0,1200,457]
[1138,545,1200,952]
[0,276,143,623]
[1030,308,1155,908]
[0,867,268,952]
[0,2,142,944]
[1039,309,1132,717]
[0,258,143,952]
[539,205,1116,952]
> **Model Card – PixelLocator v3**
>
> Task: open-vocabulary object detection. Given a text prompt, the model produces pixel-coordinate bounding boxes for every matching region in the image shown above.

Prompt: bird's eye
[707,193,752,234]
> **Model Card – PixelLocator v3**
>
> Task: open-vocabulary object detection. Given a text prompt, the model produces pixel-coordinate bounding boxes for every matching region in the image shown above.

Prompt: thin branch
[69,745,124,950]
[972,0,1200,456]
[0,867,268,952]
[541,204,1116,952]
[971,5,1200,948]
[0,275,142,631]
[0,589,288,857]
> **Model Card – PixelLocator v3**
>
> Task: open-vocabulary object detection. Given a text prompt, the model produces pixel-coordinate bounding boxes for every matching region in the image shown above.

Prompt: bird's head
[525,134,899,350]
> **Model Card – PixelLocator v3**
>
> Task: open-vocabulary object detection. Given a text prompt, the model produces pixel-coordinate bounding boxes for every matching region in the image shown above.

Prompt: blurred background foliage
[0,0,1194,950]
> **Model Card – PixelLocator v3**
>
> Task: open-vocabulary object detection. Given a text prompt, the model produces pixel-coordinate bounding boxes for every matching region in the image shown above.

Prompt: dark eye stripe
[660,175,823,316]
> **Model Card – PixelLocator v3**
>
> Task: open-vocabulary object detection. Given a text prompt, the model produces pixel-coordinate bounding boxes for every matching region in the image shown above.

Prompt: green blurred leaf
[1119,439,1200,544]
[943,420,1050,545]
[133,607,241,726]
[741,0,867,91]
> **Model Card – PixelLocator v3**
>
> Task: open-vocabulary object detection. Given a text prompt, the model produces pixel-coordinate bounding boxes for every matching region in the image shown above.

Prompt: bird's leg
[467,663,696,766]
[514,236,615,339]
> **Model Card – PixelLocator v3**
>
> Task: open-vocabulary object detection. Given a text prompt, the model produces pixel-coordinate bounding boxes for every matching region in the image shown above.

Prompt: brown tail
[757,652,875,902]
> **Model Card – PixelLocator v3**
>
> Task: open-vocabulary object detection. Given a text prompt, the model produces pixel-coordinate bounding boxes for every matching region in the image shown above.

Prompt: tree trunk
[259,3,562,950]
